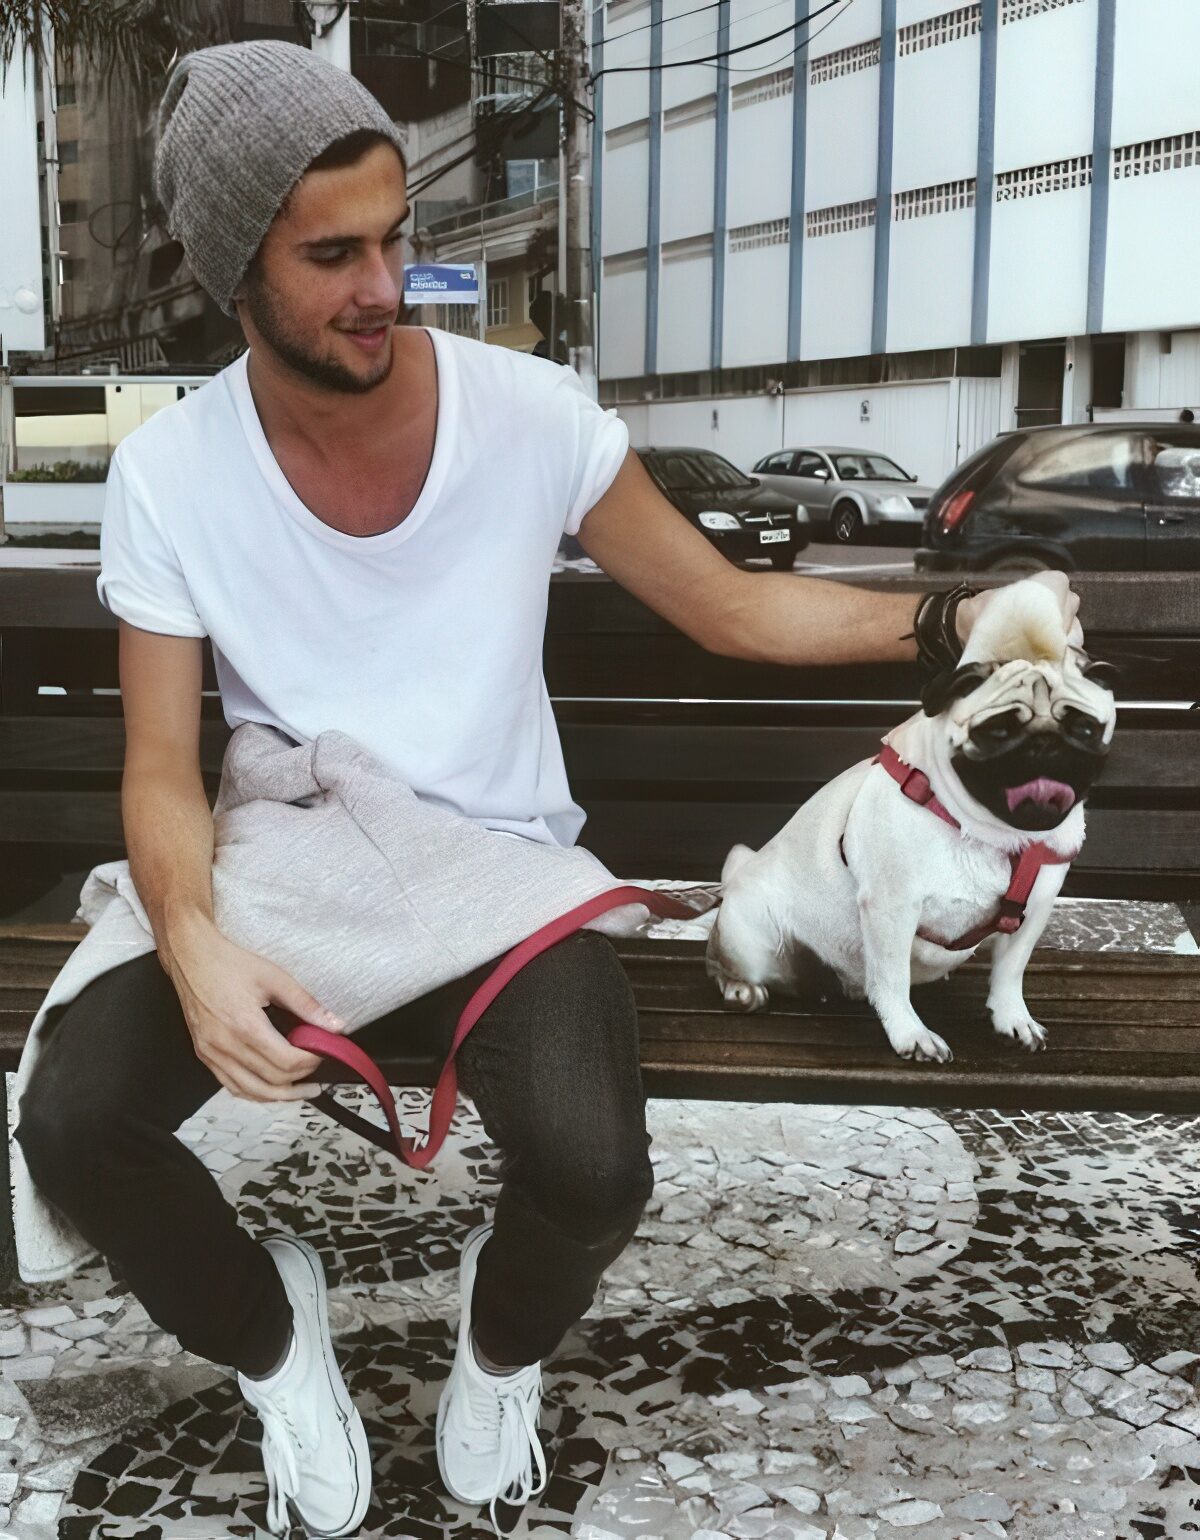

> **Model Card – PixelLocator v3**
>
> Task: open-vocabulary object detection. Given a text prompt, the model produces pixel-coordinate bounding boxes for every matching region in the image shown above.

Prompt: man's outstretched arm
[579,449,923,666]
[578,449,1079,666]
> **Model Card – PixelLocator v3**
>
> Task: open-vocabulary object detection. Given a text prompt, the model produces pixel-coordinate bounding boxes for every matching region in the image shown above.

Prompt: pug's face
[924,654,1116,831]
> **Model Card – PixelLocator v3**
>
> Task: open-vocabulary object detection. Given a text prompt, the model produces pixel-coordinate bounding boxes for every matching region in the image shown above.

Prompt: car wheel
[833,502,863,544]
[769,548,796,570]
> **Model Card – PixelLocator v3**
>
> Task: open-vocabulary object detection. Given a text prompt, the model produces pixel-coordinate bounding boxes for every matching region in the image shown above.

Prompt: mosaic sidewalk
[0,898,1197,1540]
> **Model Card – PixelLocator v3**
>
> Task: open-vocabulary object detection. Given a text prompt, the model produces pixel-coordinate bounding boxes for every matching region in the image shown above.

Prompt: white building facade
[593,0,1200,485]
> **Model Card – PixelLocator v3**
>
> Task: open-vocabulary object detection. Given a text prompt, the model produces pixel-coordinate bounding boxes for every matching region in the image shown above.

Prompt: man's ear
[921,662,994,717]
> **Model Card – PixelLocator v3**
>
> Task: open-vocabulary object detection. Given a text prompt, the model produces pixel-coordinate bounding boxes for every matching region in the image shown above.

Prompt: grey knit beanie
[153,40,408,317]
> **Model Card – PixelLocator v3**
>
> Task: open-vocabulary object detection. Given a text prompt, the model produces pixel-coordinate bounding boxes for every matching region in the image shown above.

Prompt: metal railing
[422,183,559,238]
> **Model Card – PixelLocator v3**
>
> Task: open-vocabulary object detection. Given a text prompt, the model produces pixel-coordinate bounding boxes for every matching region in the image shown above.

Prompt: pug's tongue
[1005,777,1076,813]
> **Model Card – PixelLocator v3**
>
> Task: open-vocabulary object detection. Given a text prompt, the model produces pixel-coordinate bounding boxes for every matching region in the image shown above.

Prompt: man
[14,39,1078,1540]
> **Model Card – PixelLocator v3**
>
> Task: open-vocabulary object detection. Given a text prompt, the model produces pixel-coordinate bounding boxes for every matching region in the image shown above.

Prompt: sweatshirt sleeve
[95,446,208,637]
[555,367,631,538]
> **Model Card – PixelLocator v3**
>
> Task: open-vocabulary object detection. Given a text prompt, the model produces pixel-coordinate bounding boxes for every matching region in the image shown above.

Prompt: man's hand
[163,916,347,1102]
[956,571,1084,651]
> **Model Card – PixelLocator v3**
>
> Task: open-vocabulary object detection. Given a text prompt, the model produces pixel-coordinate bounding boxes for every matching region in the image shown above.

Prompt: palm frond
[1,1,238,98]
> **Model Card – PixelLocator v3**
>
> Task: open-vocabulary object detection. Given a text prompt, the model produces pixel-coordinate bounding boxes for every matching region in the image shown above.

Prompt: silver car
[751,446,935,544]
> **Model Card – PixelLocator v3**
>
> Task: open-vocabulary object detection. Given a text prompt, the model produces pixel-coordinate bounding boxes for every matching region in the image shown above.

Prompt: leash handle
[287,885,697,1170]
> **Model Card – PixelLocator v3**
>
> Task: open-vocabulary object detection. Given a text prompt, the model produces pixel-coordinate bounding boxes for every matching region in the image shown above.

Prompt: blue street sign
[403,264,480,304]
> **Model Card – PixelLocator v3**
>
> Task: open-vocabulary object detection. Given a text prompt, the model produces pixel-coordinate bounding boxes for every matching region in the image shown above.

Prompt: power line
[589,0,843,79]
[726,0,855,71]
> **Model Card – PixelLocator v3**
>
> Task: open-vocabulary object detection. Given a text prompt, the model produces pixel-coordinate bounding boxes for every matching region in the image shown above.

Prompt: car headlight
[698,511,742,531]
[875,495,912,513]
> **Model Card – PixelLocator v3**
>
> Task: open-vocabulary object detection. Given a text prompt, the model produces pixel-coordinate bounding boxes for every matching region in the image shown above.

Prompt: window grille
[805,199,876,237]
[809,37,880,85]
[893,178,976,219]
[1113,131,1200,179]
[731,67,794,109]
[1002,0,1084,21]
[995,155,1092,199]
[729,218,790,252]
[898,4,981,55]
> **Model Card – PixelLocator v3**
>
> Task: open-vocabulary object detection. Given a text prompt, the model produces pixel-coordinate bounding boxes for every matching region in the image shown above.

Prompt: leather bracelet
[907,582,980,677]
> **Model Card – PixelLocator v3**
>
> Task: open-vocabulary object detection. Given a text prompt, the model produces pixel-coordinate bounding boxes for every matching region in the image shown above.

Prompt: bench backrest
[1,563,1197,909]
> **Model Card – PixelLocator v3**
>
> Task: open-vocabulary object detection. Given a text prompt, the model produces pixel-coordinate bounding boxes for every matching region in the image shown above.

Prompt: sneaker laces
[254,1395,304,1535]
[462,1368,548,1535]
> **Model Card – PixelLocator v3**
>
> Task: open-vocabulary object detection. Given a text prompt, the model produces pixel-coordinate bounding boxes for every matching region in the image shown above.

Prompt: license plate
[759,529,790,544]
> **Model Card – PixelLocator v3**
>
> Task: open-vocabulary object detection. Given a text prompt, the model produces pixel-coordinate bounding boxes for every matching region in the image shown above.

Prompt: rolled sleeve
[557,369,631,538]
[96,448,207,638]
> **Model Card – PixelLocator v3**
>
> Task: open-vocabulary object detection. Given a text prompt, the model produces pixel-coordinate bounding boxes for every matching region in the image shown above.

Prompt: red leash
[839,744,1076,952]
[287,885,694,1169]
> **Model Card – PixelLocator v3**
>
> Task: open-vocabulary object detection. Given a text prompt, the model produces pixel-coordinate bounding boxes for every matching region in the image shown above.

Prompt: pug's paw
[992,1008,1048,1052]
[886,1022,954,1064]
[721,978,770,1013]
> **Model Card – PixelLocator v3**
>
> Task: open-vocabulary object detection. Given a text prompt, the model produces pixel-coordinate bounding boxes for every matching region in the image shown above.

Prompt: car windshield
[651,451,755,491]
[833,453,909,482]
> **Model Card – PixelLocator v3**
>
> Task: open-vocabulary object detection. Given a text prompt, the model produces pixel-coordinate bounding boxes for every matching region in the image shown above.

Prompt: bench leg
[0,1074,16,1292]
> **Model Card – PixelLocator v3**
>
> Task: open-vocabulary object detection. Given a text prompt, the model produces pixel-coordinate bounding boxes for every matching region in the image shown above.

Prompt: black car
[916,423,1200,573]
[638,447,810,570]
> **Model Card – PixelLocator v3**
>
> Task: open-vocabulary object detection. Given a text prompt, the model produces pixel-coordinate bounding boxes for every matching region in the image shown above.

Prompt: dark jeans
[14,931,653,1375]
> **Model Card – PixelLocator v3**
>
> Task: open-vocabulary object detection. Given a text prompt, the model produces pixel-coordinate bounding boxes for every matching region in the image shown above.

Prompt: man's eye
[313,234,403,265]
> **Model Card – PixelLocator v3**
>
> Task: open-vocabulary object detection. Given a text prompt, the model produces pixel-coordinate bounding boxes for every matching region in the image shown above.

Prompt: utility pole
[559,0,594,395]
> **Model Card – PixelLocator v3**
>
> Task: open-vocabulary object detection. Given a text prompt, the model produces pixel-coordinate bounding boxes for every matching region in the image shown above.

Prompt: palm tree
[1,3,238,96]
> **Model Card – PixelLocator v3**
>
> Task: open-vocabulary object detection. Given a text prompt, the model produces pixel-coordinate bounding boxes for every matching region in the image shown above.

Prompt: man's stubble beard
[243,275,392,396]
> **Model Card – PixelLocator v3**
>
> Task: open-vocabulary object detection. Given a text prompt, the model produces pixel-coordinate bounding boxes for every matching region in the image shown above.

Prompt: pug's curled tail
[721,843,757,887]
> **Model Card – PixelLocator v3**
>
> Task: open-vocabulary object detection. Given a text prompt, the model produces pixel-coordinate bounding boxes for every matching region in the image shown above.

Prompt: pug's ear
[921,662,993,717]
[1081,657,1120,691]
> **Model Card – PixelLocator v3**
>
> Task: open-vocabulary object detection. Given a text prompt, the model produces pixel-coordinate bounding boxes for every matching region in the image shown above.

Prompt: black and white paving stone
[1,898,1198,1540]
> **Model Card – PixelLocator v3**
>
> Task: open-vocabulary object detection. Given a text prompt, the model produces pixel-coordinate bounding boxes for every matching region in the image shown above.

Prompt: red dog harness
[287,885,694,1169]
[839,743,1077,953]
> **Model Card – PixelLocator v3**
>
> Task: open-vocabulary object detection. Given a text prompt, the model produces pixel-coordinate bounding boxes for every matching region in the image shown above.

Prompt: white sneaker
[237,1233,371,1538]
[436,1223,548,1534]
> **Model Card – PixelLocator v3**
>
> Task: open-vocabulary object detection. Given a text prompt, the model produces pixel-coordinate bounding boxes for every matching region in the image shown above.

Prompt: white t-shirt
[96,328,629,847]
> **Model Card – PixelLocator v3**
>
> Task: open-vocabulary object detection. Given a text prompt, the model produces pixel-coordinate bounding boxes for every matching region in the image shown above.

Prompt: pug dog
[706,577,1116,1063]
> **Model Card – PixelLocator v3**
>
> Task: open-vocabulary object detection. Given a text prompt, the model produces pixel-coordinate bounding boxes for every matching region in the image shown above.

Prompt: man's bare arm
[577,450,920,666]
[117,620,216,970]
[117,620,340,1102]
[578,450,1080,664]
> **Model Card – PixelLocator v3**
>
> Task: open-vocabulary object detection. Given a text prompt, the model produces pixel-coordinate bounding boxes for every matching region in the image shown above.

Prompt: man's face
[237,141,408,395]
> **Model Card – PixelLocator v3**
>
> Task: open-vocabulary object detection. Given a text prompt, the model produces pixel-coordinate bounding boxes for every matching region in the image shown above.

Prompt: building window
[809,38,881,85]
[729,218,789,253]
[57,200,84,224]
[487,277,510,328]
[731,67,793,109]
[898,5,981,56]
[437,304,477,338]
[893,178,976,220]
[1113,131,1200,180]
[995,156,1092,200]
[805,199,876,238]
[56,81,77,106]
[58,140,79,165]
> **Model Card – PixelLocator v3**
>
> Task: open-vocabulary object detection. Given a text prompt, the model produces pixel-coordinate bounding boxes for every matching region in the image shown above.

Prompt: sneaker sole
[262,1233,372,1538]
[435,1223,495,1506]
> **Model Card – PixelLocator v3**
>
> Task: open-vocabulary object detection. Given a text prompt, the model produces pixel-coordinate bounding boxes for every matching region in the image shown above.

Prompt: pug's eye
[1059,706,1105,749]
[970,710,1023,753]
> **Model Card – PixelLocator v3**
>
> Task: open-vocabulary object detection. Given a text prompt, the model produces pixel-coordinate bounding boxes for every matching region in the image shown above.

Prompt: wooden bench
[1,558,1198,1285]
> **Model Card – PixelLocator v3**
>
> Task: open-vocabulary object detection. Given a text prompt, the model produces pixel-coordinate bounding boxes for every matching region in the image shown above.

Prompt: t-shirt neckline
[226,325,453,553]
